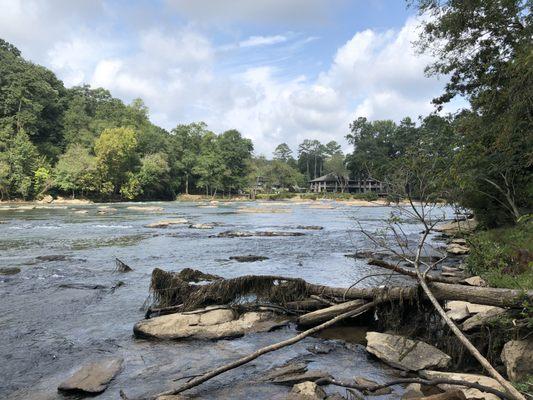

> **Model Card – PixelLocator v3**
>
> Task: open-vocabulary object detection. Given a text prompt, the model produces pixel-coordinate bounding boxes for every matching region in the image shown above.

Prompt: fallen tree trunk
[367,258,460,284]
[297,299,366,327]
[306,282,532,308]
[315,376,513,400]
[152,301,377,398]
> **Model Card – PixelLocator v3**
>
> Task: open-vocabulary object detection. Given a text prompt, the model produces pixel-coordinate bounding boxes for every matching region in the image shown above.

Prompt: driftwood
[367,258,460,284]
[297,299,366,327]
[152,301,377,398]
[315,377,512,400]
[285,299,325,311]
[306,282,532,308]
[115,258,133,272]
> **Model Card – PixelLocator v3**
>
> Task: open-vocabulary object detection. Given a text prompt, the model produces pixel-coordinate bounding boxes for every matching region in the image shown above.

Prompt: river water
[0,200,451,399]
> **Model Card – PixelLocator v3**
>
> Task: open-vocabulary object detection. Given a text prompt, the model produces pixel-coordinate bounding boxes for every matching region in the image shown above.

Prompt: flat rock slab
[270,370,332,385]
[145,218,188,228]
[58,357,123,394]
[461,307,506,331]
[134,309,287,340]
[366,332,451,371]
[419,370,503,400]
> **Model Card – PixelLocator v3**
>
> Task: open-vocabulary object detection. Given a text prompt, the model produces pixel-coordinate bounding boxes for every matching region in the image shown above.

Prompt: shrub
[466,219,533,289]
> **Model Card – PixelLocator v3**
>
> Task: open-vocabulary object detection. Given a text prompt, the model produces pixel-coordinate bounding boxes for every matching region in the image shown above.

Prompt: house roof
[309,173,347,182]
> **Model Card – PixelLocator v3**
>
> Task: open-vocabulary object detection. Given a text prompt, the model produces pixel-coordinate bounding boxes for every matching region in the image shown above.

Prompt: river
[0,200,451,399]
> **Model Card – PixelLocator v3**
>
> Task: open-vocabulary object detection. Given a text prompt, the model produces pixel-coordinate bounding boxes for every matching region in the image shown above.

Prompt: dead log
[367,258,460,284]
[297,299,366,327]
[152,301,377,398]
[315,377,511,400]
[285,299,327,311]
[115,258,133,272]
[306,282,532,308]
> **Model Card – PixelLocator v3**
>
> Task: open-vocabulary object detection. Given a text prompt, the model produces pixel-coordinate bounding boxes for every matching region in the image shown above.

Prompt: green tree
[193,132,226,196]
[94,127,138,195]
[273,143,294,163]
[137,152,171,198]
[217,129,253,193]
[414,0,533,226]
[54,144,98,198]
[171,122,208,194]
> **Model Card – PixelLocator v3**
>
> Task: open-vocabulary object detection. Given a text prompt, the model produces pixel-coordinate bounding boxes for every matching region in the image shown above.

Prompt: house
[309,173,386,194]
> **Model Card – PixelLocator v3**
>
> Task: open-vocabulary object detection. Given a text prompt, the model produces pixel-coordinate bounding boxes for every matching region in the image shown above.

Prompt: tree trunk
[185,174,189,195]
[297,299,366,326]
[305,282,532,308]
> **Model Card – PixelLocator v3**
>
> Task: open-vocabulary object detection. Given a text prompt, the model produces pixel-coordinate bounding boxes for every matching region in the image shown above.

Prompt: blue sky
[0,0,461,155]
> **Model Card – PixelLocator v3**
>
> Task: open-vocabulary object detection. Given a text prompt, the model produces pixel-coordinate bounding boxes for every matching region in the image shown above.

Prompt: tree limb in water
[152,301,377,398]
[315,376,513,400]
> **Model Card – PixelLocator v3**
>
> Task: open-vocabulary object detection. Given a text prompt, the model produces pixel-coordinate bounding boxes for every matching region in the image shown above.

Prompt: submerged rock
[419,370,503,400]
[0,267,21,275]
[216,230,305,238]
[58,357,123,394]
[296,225,324,230]
[134,308,287,340]
[365,332,451,371]
[229,255,269,262]
[188,223,214,229]
[36,254,69,262]
[501,339,533,381]
[270,370,331,386]
[289,381,326,400]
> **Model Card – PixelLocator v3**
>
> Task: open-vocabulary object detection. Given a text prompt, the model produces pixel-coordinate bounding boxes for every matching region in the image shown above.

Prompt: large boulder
[289,381,326,400]
[134,308,287,340]
[419,370,503,400]
[501,339,533,381]
[365,332,451,371]
[58,357,123,394]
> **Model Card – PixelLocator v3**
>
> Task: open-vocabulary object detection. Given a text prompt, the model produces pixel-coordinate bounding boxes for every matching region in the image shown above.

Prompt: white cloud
[239,35,287,48]
[0,1,460,156]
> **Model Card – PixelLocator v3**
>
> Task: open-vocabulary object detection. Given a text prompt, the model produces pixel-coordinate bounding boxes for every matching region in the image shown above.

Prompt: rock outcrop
[134,308,287,340]
[365,332,451,371]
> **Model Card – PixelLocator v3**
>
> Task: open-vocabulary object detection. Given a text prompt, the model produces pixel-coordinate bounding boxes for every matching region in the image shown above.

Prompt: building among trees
[309,173,386,195]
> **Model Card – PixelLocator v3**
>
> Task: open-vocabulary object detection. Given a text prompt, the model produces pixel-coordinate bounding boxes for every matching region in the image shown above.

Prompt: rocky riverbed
[1,200,462,399]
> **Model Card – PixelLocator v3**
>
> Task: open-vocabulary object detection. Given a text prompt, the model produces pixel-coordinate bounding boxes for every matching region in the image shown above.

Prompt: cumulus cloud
[0,1,458,156]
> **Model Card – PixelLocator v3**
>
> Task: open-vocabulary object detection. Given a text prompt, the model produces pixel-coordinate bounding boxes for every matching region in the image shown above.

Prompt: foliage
[413,0,533,227]
[54,144,98,197]
[466,220,533,289]
[94,127,138,195]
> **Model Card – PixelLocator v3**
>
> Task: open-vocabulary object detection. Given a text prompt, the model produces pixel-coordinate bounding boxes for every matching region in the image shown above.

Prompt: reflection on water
[0,201,451,399]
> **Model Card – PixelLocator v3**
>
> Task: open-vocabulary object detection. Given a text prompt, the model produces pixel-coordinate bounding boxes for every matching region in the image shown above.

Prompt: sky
[0,0,463,156]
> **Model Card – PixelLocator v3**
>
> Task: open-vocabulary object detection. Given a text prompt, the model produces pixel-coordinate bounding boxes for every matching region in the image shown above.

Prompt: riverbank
[1,193,413,209]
